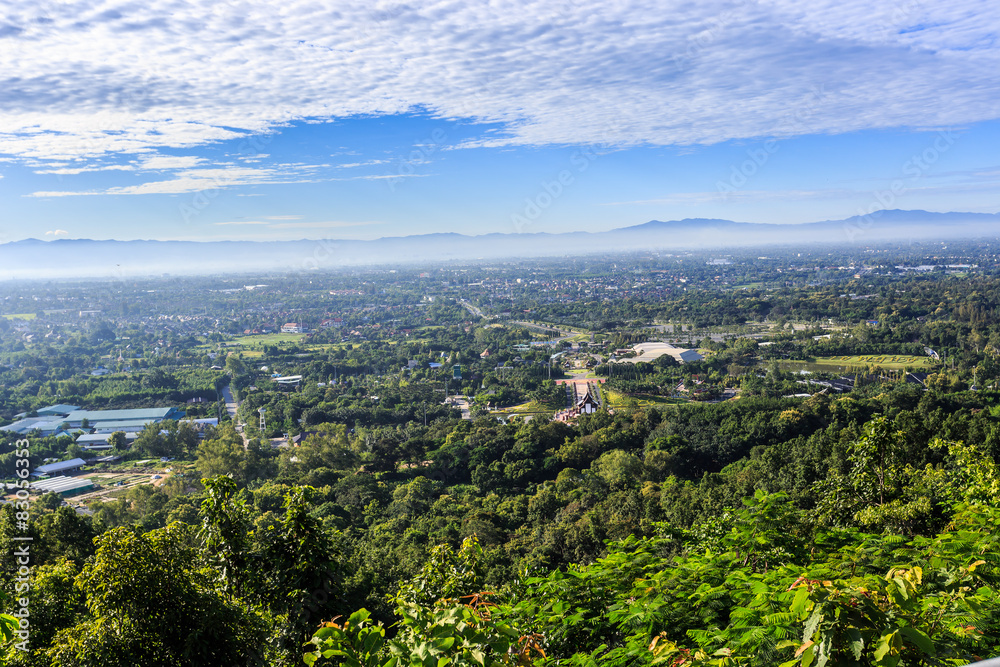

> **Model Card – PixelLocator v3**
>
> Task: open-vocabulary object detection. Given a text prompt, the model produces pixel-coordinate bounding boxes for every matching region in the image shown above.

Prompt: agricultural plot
[604,389,687,409]
[491,398,564,416]
[778,355,937,372]
[230,333,307,346]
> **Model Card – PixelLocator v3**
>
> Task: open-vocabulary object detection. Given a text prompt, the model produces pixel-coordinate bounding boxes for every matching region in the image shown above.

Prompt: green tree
[47,524,266,667]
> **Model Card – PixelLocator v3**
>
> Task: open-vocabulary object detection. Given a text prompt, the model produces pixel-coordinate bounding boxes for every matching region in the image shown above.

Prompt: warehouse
[32,476,95,497]
[34,458,87,476]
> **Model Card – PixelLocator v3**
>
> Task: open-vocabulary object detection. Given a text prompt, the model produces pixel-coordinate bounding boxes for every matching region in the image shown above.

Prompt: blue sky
[2,0,1000,242]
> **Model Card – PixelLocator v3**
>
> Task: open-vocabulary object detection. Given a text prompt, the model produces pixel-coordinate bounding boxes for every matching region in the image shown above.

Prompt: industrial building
[31,476,95,497]
[616,342,704,365]
[1,405,184,439]
[75,432,139,450]
[34,458,87,476]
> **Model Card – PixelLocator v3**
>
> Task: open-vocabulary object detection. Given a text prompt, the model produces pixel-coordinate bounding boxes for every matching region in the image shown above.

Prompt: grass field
[205,336,362,359]
[604,389,687,409]
[491,398,564,416]
[564,369,601,379]
[230,333,307,346]
[777,355,938,372]
[2,313,36,320]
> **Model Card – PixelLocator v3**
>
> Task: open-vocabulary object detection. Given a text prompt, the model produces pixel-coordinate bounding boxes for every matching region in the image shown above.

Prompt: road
[447,396,472,419]
[510,320,580,343]
[458,299,485,319]
[221,382,249,445]
[221,383,239,420]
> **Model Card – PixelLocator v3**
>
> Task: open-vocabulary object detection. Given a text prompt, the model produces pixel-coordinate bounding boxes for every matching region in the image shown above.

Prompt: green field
[778,355,938,372]
[604,389,688,409]
[2,313,36,320]
[490,398,564,416]
[230,333,307,346]
[565,369,601,379]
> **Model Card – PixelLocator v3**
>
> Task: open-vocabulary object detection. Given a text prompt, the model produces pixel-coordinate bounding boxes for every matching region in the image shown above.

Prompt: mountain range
[2,209,998,280]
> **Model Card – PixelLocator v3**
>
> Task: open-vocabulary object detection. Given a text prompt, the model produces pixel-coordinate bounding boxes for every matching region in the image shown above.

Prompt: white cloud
[212,219,380,229]
[139,155,205,170]
[336,160,390,168]
[44,229,68,236]
[268,220,381,229]
[27,164,325,197]
[34,163,136,175]
[1,0,999,169]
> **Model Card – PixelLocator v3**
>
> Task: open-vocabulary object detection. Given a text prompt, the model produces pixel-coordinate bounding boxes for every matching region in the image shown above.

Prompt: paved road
[458,299,485,319]
[221,382,249,445]
[221,383,239,420]
[448,396,472,419]
[509,320,579,343]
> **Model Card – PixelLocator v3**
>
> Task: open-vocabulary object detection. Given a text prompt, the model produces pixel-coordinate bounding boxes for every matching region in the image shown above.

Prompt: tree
[107,431,128,453]
[47,524,266,667]
[196,425,247,481]
[37,506,97,565]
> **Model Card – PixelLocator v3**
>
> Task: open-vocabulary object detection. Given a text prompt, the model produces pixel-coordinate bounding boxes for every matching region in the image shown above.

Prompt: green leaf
[790,586,811,615]
[873,631,899,664]
[802,608,823,643]
[900,627,935,656]
[847,629,863,660]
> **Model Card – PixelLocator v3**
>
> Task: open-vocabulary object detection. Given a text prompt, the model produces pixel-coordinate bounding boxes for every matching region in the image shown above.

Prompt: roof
[75,432,139,444]
[35,458,87,475]
[36,404,80,416]
[92,420,166,431]
[64,408,180,423]
[576,390,598,406]
[32,477,94,494]
[0,417,70,435]
[623,342,704,364]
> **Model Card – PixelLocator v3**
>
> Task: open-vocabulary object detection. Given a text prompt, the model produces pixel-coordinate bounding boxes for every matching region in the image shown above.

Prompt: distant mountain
[2,209,998,280]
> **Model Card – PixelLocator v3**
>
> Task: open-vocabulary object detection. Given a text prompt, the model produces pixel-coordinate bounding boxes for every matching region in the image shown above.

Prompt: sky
[2,0,1000,243]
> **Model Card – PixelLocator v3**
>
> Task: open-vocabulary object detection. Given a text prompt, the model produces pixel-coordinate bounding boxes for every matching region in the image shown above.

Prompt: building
[619,342,704,365]
[281,323,306,333]
[75,432,139,450]
[32,476,94,497]
[61,407,184,430]
[2,407,184,438]
[576,390,599,415]
[34,458,87,477]
[92,420,163,433]
[36,404,80,417]
[0,417,71,437]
